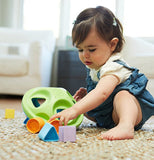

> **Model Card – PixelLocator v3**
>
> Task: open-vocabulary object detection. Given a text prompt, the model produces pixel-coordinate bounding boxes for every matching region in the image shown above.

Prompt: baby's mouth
[84,61,92,66]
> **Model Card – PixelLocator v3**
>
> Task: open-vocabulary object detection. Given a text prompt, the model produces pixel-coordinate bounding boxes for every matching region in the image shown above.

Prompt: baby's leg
[100,90,142,140]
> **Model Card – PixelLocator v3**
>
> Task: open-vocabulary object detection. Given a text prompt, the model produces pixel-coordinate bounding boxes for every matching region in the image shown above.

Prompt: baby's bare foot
[99,124,134,140]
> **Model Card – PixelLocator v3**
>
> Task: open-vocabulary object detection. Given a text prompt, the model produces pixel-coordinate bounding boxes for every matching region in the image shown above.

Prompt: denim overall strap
[97,71,100,80]
[86,68,97,93]
[96,59,135,80]
[86,59,135,91]
[113,59,135,71]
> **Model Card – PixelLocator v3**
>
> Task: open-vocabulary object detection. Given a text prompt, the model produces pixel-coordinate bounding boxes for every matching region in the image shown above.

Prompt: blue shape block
[38,123,59,142]
[23,117,29,124]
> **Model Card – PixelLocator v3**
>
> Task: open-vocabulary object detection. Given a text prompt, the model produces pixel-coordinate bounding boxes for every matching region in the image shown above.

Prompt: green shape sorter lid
[22,87,83,127]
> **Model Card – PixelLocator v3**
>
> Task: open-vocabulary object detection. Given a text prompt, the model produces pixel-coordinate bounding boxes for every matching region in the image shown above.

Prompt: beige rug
[0,109,154,160]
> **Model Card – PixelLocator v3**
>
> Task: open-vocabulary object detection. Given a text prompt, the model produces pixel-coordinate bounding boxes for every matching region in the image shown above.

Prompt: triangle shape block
[38,123,59,142]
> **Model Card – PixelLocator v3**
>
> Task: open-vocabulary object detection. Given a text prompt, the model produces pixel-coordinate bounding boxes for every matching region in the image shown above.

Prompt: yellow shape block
[5,109,15,119]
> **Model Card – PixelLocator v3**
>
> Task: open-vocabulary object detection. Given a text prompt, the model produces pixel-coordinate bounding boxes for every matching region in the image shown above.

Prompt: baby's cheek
[79,55,84,63]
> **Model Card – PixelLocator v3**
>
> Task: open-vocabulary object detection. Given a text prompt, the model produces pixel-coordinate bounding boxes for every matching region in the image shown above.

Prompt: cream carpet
[0,109,154,160]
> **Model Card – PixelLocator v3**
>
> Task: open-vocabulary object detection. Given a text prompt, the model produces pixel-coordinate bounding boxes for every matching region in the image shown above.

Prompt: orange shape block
[26,117,45,133]
[5,109,15,119]
[48,119,60,134]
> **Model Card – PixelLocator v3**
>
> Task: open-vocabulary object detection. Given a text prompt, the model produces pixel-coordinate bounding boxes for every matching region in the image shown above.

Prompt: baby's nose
[83,51,90,58]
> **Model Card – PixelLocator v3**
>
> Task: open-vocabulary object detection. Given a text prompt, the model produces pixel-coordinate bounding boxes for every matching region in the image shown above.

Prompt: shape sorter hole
[56,109,64,120]
[72,99,76,104]
[56,109,64,113]
[32,98,46,108]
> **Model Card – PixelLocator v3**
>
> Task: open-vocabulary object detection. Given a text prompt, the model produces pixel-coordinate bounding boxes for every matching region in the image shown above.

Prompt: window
[23,0,60,37]
[23,0,154,46]
[23,0,115,39]
[123,0,154,37]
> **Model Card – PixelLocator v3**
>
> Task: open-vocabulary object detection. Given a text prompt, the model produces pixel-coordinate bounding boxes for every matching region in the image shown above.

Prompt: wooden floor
[0,95,23,112]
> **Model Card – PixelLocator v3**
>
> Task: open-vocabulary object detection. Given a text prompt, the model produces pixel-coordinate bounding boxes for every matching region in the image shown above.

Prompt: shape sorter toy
[59,126,76,142]
[5,109,15,119]
[22,87,83,127]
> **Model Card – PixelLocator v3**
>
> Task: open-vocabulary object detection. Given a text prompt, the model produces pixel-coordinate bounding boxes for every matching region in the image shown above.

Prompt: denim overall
[86,60,154,130]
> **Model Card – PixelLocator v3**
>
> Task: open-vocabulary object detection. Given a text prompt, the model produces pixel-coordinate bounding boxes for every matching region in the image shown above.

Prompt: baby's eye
[78,49,83,52]
[89,48,96,52]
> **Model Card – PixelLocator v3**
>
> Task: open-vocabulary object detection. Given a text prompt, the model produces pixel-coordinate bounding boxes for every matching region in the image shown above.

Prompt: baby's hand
[49,107,78,126]
[73,87,87,102]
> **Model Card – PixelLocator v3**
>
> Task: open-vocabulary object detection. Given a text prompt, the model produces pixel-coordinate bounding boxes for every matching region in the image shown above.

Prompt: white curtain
[1,0,154,46]
[0,0,23,28]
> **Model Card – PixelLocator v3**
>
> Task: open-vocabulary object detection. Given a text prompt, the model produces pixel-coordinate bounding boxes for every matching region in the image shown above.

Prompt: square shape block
[5,109,15,119]
[59,126,76,142]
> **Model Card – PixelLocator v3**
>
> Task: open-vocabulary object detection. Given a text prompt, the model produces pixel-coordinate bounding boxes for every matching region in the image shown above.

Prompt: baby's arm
[49,75,119,125]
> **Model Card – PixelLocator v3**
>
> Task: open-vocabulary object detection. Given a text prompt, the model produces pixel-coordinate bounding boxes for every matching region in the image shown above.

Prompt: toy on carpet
[23,117,29,124]
[26,117,45,133]
[22,87,83,127]
[26,117,76,142]
[22,87,81,142]
[48,119,60,134]
[59,126,76,142]
[5,108,15,119]
[38,123,59,142]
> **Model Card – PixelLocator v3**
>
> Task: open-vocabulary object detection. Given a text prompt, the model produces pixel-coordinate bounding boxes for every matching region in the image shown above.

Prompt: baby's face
[77,28,115,70]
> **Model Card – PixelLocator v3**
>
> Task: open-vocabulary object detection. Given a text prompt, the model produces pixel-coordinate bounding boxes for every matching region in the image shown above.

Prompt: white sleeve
[99,61,132,83]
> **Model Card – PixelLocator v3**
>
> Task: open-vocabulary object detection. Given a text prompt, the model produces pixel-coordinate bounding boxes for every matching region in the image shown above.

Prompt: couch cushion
[147,79,154,97]
[0,55,28,76]
[122,36,154,78]
[126,55,154,78]
[0,43,29,56]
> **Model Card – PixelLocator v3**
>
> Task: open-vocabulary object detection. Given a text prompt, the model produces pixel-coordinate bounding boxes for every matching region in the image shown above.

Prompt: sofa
[0,28,56,95]
[122,36,154,97]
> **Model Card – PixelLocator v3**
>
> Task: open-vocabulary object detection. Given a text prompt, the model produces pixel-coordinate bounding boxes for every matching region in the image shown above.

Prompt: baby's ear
[110,38,119,52]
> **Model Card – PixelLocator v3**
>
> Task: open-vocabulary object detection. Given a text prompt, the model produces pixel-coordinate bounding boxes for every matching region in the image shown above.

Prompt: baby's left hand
[73,87,87,102]
[49,107,78,126]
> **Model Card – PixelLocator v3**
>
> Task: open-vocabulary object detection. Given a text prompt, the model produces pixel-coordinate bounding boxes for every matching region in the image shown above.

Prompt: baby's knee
[115,90,130,98]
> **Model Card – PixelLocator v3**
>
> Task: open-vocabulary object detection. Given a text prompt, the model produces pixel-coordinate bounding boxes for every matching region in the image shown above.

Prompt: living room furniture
[56,50,87,95]
[122,36,154,96]
[0,28,55,95]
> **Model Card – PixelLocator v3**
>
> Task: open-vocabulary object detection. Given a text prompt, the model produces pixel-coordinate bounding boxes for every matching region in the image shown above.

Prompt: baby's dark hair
[72,6,124,53]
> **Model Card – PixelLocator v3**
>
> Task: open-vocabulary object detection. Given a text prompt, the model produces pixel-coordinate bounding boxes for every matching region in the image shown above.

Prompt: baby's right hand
[73,87,87,102]
[49,107,78,126]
